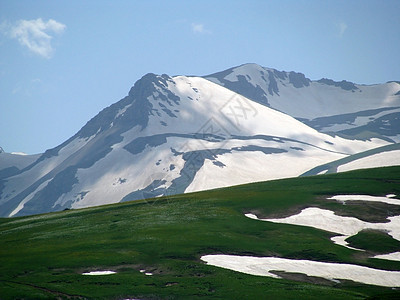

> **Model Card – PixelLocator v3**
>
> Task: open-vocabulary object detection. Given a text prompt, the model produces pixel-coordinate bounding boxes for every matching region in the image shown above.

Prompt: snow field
[328,194,400,206]
[211,63,400,120]
[186,141,345,193]
[202,195,400,287]
[201,255,400,287]
[374,252,400,261]
[337,150,400,173]
[247,194,400,252]
[0,152,40,170]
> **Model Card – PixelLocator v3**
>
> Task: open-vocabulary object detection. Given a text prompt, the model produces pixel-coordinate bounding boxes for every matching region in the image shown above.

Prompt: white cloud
[5,18,66,58]
[337,21,347,38]
[191,23,211,34]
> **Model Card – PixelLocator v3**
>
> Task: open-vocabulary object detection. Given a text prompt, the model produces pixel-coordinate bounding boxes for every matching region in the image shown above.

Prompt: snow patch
[201,255,400,287]
[328,194,400,206]
[246,207,400,248]
[82,271,116,275]
[374,252,400,261]
[330,235,364,251]
[10,152,28,155]
[140,269,153,275]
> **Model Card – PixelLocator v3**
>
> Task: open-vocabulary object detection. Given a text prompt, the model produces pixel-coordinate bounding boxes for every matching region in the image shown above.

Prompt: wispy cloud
[337,21,348,38]
[2,18,66,58]
[191,23,211,34]
[11,78,43,97]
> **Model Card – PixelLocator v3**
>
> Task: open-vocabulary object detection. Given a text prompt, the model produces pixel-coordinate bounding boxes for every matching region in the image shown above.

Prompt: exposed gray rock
[317,78,358,91]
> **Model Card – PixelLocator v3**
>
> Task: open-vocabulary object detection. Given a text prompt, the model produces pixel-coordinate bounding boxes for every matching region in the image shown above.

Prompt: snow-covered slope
[0,66,397,217]
[0,152,41,179]
[302,143,400,176]
[205,63,400,142]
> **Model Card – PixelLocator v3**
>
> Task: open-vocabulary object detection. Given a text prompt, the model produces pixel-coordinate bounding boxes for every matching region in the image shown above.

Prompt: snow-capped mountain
[0,64,398,217]
[206,63,400,142]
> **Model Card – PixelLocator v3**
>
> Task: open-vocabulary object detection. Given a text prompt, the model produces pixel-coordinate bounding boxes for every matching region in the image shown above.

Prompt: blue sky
[1,0,399,154]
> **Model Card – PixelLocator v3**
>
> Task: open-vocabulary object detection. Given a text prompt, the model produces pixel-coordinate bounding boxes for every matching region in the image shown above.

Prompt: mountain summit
[1,64,399,217]
[207,63,400,142]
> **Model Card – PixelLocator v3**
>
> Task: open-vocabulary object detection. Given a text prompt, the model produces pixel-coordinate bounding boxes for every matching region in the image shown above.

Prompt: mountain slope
[0,66,397,217]
[205,63,400,142]
[302,143,400,176]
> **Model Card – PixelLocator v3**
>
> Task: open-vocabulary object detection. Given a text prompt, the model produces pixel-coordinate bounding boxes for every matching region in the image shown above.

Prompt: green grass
[346,229,400,254]
[0,166,400,299]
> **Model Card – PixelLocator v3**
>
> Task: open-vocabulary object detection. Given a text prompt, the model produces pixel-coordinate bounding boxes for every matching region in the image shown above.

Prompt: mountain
[0,64,399,217]
[206,63,400,142]
[0,152,41,180]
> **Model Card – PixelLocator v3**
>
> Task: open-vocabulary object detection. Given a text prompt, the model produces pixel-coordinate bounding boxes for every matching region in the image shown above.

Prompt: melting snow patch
[374,252,400,261]
[244,213,258,220]
[140,269,153,275]
[82,271,116,275]
[245,203,400,253]
[328,194,400,206]
[330,236,364,251]
[247,208,400,245]
[201,255,400,287]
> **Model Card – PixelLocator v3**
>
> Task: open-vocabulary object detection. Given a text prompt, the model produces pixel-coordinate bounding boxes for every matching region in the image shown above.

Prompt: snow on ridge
[266,78,400,120]
[315,106,400,133]
[10,152,28,155]
[207,64,400,117]
[223,63,270,87]
[0,152,41,171]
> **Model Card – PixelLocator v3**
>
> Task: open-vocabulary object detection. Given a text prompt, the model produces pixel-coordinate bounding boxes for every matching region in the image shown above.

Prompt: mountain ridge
[0,64,399,217]
[205,63,400,142]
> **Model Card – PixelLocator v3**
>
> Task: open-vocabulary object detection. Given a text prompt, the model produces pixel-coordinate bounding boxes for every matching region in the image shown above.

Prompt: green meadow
[1,166,400,299]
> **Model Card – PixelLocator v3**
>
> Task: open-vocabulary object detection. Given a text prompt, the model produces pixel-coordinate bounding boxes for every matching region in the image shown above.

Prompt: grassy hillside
[1,166,400,299]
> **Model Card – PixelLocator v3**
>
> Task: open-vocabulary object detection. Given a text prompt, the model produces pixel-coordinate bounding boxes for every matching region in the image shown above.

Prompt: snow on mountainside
[0,152,41,179]
[0,65,397,217]
[205,63,400,142]
[302,143,400,176]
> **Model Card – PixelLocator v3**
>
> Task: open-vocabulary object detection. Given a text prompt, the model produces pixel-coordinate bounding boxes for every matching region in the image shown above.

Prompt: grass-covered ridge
[1,166,400,299]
